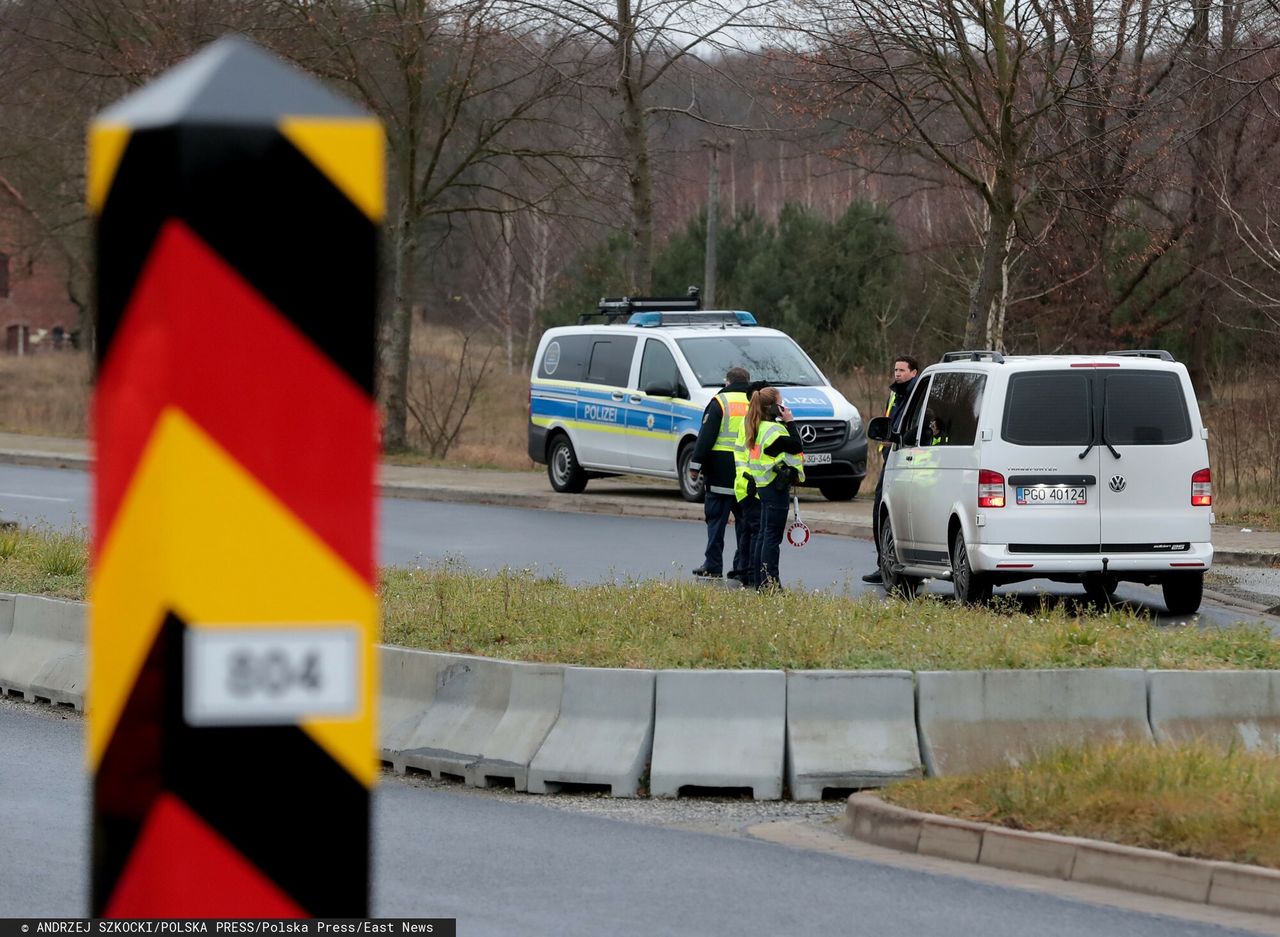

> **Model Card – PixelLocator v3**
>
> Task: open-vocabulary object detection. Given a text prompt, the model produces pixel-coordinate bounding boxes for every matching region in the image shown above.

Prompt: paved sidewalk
[2,431,1278,567]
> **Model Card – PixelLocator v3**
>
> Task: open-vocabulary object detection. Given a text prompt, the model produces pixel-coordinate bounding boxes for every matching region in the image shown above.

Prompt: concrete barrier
[378,647,460,769]
[398,655,512,780]
[0,594,86,709]
[1149,670,1280,752]
[527,667,655,798]
[650,669,785,800]
[916,669,1150,776]
[467,662,564,791]
[785,670,921,801]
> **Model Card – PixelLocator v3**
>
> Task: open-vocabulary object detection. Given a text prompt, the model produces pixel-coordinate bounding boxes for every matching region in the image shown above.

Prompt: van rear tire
[1162,572,1204,616]
[677,441,704,503]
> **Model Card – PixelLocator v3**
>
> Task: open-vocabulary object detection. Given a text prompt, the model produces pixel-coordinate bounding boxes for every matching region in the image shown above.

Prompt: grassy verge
[3,528,1276,670]
[881,741,1280,869]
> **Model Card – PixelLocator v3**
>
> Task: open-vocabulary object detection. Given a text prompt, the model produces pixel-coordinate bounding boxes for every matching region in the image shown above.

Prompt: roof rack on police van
[942,350,1006,363]
[1105,349,1176,361]
[580,287,701,324]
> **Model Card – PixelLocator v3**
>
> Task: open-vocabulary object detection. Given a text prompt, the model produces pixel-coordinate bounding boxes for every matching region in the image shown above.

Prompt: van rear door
[1096,369,1211,548]
[989,371,1102,551]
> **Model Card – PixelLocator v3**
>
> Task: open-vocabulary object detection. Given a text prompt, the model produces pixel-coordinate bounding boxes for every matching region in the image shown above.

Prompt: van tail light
[1191,468,1212,506]
[979,469,1006,508]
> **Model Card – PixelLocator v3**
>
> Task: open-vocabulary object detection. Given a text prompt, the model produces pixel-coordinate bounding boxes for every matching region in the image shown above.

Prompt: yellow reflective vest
[711,392,750,453]
[734,420,805,501]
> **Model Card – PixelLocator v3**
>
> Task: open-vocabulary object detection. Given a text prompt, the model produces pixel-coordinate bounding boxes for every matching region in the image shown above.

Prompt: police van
[867,350,1214,614]
[528,293,868,502]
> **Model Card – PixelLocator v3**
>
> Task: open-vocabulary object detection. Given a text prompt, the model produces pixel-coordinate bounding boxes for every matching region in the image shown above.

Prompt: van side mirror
[644,382,675,398]
[867,416,893,444]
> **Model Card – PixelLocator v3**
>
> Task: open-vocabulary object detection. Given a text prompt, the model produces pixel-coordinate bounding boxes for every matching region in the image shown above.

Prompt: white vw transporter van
[529,293,868,502]
[866,350,1213,615]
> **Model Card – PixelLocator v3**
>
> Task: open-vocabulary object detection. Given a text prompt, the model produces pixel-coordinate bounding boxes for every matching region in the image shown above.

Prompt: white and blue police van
[528,292,868,502]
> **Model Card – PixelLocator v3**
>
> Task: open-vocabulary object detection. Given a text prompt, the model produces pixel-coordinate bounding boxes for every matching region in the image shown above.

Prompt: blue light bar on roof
[629,312,662,327]
[734,311,757,325]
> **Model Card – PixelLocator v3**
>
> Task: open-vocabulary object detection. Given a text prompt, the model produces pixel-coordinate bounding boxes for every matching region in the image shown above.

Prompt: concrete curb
[785,670,922,801]
[398,655,513,781]
[650,669,786,800]
[378,646,460,767]
[843,792,1280,916]
[467,661,564,792]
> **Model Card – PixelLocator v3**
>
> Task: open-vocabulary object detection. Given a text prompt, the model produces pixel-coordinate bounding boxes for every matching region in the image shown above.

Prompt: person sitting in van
[689,366,753,579]
[734,386,805,590]
[924,410,948,446]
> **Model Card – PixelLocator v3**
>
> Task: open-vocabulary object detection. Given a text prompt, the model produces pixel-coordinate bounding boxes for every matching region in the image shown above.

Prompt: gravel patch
[388,769,846,834]
[1206,565,1280,612]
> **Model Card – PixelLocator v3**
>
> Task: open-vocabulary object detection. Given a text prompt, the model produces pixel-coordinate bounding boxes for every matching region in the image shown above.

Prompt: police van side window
[897,377,930,447]
[1003,372,1092,445]
[585,336,637,387]
[639,339,680,395]
[924,372,985,446]
[1103,372,1192,444]
[539,335,589,381]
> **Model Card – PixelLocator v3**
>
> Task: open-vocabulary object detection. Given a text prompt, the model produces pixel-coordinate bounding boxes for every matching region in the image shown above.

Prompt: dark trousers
[703,490,747,575]
[871,469,886,562]
[751,482,791,589]
[739,496,761,586]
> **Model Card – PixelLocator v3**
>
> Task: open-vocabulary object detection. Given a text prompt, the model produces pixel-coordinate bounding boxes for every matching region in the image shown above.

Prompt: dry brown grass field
[1,339,1276,524]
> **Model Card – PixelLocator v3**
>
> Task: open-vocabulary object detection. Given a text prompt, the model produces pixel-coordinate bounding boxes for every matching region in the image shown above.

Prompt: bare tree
[511,0,774,293]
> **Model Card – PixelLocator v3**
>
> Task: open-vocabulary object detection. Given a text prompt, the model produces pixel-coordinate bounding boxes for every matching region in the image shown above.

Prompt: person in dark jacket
[689,367,752,579]
[862,355,920,584]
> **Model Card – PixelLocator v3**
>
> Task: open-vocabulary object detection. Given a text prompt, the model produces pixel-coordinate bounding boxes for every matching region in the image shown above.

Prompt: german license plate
[1016,486,1087,505]
[803,452,832,465]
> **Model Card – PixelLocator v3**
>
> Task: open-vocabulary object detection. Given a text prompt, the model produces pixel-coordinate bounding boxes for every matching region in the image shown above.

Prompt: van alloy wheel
[547,436,588,494]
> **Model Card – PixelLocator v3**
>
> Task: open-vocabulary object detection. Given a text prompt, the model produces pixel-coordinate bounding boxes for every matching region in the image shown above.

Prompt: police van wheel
[547,436,588,494]
[819,480,861,501]
[1162,572,1203,616]
[677,442,704,503]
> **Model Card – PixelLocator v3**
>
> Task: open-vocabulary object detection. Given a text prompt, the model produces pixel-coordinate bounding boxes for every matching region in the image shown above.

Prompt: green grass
[380,562,1280,670]
[881,741,1280,869]
[2,527,1276,670]
[0,525,88,599]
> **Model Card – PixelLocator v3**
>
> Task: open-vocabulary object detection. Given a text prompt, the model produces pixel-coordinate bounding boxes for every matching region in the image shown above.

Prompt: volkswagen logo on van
[799,424,818,444]
[1109,475,1127,493]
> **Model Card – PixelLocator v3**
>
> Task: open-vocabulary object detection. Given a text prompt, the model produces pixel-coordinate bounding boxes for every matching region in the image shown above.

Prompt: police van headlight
[848,412,863,436]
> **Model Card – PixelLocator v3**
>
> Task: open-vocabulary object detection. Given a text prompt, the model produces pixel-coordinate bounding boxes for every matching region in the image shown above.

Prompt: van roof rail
[941,350,1006,363]
[1105,349,1176,361]
[580,287,701,324]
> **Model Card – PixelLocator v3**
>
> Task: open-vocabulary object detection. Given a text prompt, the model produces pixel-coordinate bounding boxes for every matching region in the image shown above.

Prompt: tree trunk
[704,146,720,307]
[963,184,1015,348]
[617,0,652,293]
[381,198,415,452]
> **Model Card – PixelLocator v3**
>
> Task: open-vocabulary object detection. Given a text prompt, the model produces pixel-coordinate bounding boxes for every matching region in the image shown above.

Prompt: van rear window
[1003,372,1092,446]
[1104,372,1191,444]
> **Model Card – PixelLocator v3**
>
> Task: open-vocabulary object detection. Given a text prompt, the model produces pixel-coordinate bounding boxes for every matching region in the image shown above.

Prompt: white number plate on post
[184,627,360,726]
[803,452,832,464]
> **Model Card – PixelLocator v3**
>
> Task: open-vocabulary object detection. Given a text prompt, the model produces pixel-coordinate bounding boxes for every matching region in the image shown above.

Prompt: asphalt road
[0,463,1275,633]
[4,701,1270,936]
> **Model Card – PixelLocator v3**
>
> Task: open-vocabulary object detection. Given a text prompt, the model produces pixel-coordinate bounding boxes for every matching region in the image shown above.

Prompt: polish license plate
[1016,486,1087,505]
[803,452,832,464]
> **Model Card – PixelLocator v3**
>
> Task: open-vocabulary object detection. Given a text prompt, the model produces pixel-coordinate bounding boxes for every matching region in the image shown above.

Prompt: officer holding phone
[734,386,805,590]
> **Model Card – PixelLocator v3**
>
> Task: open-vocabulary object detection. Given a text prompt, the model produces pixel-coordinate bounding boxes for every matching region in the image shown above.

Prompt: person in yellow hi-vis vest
[734,386,805,590]
[689,367,752,579]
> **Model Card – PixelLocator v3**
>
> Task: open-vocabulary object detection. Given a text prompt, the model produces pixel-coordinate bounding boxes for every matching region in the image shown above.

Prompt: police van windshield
[676,335,824,387]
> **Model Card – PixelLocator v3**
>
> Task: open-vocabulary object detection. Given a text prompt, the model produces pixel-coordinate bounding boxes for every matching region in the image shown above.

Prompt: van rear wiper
[1077,442,1094,460]
[1101,433,1121,459]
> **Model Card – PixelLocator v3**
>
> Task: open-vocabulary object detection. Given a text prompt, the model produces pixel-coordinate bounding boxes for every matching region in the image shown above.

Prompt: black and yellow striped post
[88,37,382,916]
